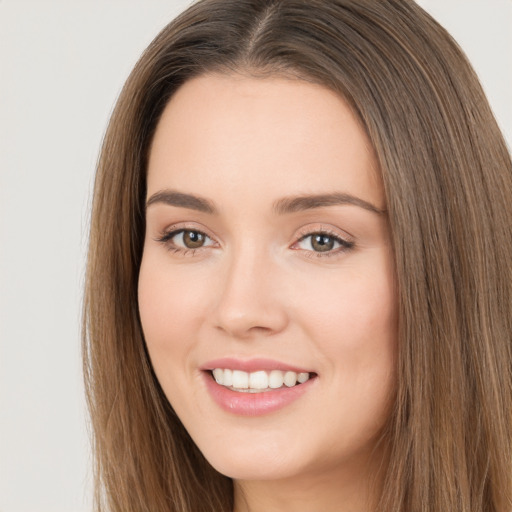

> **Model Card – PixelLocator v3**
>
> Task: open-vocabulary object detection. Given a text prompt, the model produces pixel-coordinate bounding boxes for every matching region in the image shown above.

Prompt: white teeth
[212,368,223,385]
[269,369,284,389]
[249,370,268,389]
[211,369,311,391]
[284,371,297,387]
[223,368,233,387]
[297,372,309,384]
[232,370,249,389]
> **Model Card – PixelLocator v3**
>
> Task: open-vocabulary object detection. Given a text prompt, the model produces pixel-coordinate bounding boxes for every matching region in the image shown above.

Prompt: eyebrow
[145,189,385,215]
[146,190,217,214]
[273,193,385,215]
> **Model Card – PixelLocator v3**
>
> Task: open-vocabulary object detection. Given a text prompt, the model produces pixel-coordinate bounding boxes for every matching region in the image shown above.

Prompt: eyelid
[293,224,354,245]
[153,222,354,256]
[154,222,220,250]
[158,222,217,239]
[290,224,355,255]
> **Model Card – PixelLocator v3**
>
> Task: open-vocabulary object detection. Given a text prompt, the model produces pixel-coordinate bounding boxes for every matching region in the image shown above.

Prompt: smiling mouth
[210,368,315,393]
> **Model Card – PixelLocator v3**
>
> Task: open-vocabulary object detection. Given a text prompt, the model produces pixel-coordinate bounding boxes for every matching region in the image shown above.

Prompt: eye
[295,232,353,254]
[158,229,215,251]
[176,230,210,249]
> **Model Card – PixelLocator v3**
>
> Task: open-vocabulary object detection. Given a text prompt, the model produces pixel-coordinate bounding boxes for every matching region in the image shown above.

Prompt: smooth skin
[138,73,398,512]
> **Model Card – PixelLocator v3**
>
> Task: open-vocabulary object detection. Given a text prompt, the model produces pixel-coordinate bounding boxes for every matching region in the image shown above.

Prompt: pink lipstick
[201,358,317,416]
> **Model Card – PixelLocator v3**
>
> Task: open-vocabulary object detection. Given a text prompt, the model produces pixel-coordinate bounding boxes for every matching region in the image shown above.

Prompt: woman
[83,0,512,511]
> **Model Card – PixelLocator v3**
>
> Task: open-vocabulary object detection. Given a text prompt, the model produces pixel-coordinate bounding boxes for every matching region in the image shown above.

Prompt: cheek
[296,260,398,418]
[137,256,208,373]
[297,263,397,356]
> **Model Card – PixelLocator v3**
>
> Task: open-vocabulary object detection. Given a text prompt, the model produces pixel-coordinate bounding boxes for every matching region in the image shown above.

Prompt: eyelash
[293,229,354,259]
[155,228,214,256]
[155,227,354,258]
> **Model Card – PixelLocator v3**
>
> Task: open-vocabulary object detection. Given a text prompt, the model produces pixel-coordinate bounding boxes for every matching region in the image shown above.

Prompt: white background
[0,1,510,511]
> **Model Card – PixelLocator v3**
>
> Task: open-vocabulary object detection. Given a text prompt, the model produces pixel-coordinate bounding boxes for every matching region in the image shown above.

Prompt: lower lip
[202,372,316,416]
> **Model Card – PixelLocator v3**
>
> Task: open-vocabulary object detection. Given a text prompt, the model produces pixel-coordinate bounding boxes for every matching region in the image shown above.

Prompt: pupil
[312,234,334,252]
[184,231,204,248]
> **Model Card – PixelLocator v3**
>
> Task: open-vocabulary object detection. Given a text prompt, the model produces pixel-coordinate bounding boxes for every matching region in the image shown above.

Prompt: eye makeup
[291,223,355,259]
[154,222,355,260]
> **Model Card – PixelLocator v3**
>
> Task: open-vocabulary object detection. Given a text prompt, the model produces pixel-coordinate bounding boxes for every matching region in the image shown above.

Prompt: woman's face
[139,74,397,485]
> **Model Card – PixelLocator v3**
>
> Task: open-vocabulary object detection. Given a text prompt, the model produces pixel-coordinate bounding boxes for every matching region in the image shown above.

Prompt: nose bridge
[213,241,288,338]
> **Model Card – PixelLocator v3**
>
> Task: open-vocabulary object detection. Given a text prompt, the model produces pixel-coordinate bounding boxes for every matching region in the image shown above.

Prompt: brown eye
[310,234,335,252]
[158,229,215,251]
[295,231,353,256]
[182,230,207,248]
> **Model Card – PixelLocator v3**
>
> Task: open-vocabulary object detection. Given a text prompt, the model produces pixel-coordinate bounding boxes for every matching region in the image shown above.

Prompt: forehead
[147,73,384,211]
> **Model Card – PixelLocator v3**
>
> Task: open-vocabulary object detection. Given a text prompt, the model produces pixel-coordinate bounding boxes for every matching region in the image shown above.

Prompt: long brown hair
[83,1,512,510]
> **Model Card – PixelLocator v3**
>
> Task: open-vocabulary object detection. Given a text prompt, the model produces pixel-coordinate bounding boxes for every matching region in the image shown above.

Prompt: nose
[212,246,289,339]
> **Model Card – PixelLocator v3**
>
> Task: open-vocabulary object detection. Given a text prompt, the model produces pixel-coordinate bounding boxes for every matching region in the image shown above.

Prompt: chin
[196,435,306,481]
[208,457,299,482]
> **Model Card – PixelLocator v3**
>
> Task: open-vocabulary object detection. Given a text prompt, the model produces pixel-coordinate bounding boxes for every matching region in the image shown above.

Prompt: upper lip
[201,357,313,374]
